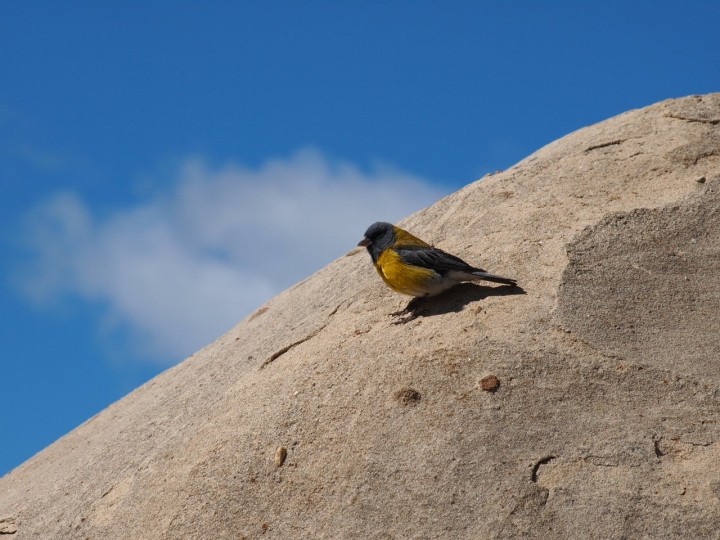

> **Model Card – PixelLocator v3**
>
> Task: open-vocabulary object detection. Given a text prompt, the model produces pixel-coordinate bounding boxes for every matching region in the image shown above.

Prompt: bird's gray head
[358,222,395,262]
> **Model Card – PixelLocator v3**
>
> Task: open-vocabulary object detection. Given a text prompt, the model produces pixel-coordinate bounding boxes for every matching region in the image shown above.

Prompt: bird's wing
[394,246,482,275]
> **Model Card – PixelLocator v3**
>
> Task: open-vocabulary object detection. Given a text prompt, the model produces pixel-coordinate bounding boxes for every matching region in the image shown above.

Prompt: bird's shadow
[391,283,526,324]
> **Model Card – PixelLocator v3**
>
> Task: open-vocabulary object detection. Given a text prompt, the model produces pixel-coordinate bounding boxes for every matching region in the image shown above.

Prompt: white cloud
[18,149,445,362]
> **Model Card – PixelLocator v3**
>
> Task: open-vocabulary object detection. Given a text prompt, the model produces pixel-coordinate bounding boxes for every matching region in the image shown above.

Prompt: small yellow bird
[358,222,516,319]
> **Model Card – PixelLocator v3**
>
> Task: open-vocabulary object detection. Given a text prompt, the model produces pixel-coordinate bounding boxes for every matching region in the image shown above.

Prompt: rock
[480,375,500,392]
[274,446,287,467]
[0,516,17,534]
[2,94,720,539]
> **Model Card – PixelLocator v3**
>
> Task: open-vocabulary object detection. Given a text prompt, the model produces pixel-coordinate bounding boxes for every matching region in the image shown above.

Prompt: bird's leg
[390,296,426,324]
[390,296,423,317]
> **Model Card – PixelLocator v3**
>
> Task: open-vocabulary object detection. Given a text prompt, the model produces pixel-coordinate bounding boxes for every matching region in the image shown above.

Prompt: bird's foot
[391,312,422,325]
[389,306,411,317]
[390,297,425,324]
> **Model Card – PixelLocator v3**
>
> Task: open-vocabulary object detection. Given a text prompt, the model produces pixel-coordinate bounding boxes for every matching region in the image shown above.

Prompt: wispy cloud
[17,149,445,362]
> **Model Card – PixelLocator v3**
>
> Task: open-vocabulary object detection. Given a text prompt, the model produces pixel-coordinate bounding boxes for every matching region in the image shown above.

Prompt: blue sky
[1,1,719,474]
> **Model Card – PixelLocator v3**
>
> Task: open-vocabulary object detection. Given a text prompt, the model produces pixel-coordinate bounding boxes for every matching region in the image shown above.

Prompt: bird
[358,221,517,321]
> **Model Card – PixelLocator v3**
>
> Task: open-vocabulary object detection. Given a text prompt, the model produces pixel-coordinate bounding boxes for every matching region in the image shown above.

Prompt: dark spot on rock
[393,387,421,405]
[480,375,500,392]
[654,439,664,458]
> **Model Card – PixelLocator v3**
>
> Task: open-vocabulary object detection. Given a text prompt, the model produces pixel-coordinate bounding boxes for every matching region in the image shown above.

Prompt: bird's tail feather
[470,271,517,286]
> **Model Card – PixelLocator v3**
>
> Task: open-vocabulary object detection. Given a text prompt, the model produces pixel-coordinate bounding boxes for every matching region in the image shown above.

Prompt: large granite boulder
[2,94,720,538]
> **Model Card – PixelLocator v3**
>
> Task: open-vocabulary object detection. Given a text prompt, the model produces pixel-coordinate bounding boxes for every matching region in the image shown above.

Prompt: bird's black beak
[358,237,371,247]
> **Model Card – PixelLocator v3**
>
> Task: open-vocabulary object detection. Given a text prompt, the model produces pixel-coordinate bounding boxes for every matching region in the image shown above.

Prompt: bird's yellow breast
[374,248,437,297]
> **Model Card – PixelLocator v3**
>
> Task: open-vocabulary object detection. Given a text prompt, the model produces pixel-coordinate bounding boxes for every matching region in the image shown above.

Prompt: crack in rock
[531,455,557,483]
[259,305,340,369]
[665,112,720,125]
[654,438,664,458]
[585,139,626,152]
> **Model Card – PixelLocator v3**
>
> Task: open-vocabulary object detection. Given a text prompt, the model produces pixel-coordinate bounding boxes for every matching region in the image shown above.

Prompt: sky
[1,1,719,475]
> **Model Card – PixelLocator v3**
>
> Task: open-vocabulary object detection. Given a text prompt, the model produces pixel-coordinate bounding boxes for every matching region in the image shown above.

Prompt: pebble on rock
[274,446,287,467]
[480,375,500,392]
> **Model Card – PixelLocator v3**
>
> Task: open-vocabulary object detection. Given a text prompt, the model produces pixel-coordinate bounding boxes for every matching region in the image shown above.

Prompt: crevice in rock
[585,139,626,152]
[531,455,556,483]
[259,304,340,369]
[687,440,715,448]
[260,324,328,369]
[665,112,720,125]
[583,456,623,468]
[653,438,664,458]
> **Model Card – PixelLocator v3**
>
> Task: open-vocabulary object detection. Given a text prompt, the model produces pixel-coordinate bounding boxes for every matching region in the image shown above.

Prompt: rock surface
[2,94,720,539]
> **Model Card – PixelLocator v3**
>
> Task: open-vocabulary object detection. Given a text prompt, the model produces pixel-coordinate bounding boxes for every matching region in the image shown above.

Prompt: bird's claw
[391,312,421,325]
[389,297,425,324]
